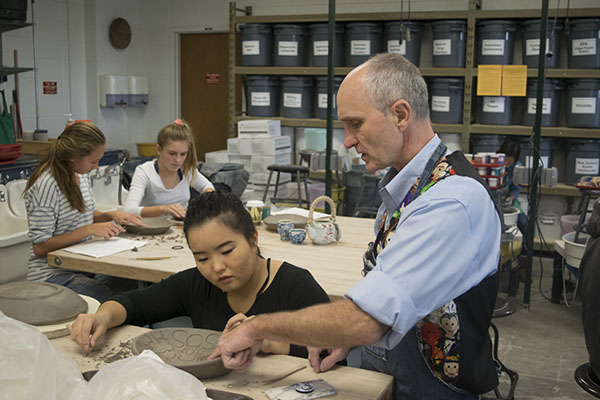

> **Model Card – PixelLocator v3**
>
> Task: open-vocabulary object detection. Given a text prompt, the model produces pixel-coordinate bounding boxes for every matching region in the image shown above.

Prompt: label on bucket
[432,96,450,112]
[572,38,597,56]
[279,41,298,56]
[314,41,329,56]
[527,98,551,114]
[575,158,599,175]
[387,40,406,55]
[433,39,452,55]
[483,97,505,113]
[571,97,596,114]
[526,38,550,56]
[318,93,336,109]
[242,40,260,55]
[351,40,371,55]
[526,156,549,168]
[283,93,302,108]
[251,92,271,106]
[482,39,505,56]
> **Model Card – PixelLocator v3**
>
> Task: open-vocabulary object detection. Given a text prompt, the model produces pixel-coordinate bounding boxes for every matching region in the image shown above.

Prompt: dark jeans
[361,329,479,400]
[46,272,138,303]
[517,212,528,255]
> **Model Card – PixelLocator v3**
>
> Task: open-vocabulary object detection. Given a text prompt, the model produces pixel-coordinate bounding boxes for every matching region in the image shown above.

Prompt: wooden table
[51,325,392,400]
[48,216,376,299]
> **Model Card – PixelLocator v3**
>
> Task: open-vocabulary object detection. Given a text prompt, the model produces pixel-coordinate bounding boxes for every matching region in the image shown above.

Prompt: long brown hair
[156,119,198,179]
[25,122,106,213]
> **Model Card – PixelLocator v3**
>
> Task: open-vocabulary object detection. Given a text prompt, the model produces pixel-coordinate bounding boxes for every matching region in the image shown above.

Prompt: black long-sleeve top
[108,261,330,358]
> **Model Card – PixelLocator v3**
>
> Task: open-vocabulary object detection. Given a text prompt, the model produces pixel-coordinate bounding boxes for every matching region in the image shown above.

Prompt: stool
[575,363,600,398]
[489,296,518,400]
[353,173,382,218]
[262,164,310,208]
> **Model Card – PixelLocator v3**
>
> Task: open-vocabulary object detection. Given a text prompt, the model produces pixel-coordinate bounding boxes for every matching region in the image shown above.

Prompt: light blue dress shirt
[345,135,501,349]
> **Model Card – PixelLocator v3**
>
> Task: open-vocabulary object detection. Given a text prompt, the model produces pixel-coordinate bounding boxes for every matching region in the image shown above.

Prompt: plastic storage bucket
[309,23,344,67]
[564,139,600,185]
[245,75,280,117]
[520,19,562,68]
[432,20,467,68]
[239,24,273,66]
[383,21,423,66]
[476,20,517,65]
[522,78,564,127]
[566,79,600,128]
[315,76,343,120]
[429,78,464,124]
[516,136,555,168]
[280,76,314,118]
[345,22,383,67]
[477,96,514,125]
[568,18,600,69]
[273,24,308,67]
[470,134,505,153]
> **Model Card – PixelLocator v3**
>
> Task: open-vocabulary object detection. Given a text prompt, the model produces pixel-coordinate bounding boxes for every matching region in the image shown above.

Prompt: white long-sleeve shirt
[123,160,214,215]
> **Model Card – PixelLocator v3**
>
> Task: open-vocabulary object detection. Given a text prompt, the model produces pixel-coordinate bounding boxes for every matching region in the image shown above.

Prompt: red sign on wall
[205,73,221,85]
[43,81,57,95]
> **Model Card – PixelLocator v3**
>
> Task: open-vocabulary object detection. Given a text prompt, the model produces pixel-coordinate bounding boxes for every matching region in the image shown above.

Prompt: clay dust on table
[90,339,134,369]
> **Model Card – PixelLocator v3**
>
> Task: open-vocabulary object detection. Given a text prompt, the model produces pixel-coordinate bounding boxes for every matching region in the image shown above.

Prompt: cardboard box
[227,138,240,155]
[205,150,229,164]
[237,119,281,138]
[228,155,252,170]
[250,153,292,173]
[251,136,292,155]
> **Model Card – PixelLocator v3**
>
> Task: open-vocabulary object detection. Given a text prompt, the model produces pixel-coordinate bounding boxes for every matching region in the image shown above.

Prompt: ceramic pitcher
[306,195,341,245]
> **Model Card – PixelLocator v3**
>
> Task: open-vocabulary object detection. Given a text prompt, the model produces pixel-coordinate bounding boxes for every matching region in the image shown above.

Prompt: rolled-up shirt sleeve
[346,177,500,349]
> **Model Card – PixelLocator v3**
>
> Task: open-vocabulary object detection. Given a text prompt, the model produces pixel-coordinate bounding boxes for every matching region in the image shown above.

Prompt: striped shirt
[25,170,95,281]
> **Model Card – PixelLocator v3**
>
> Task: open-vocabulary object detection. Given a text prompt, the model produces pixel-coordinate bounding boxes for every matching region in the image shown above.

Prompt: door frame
[171,28,229,120]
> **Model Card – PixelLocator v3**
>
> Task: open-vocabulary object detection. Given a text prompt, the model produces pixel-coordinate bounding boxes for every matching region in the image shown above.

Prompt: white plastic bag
[0,311,86,400]
[84,350,209,400]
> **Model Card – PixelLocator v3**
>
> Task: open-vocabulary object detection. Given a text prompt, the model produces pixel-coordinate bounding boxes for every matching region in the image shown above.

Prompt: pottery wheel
[0,282,88,325]
[131,327,230,379]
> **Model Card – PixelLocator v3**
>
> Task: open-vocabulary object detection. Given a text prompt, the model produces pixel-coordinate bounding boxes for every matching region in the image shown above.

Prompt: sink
[0,183,29,284]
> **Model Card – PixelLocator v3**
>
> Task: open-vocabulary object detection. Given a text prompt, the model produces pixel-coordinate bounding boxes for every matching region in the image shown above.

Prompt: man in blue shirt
[210,53,502,399]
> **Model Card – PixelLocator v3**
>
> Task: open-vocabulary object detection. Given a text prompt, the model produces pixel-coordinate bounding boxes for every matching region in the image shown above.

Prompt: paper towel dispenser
[99,75,128,107]
[128,75,149,106]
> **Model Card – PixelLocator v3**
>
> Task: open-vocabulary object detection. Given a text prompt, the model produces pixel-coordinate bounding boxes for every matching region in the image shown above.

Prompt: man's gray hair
[362,53,430,121]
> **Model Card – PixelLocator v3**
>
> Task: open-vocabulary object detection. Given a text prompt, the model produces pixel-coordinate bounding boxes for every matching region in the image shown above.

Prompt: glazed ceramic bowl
[131,328,230,379]
[125,217,173,235]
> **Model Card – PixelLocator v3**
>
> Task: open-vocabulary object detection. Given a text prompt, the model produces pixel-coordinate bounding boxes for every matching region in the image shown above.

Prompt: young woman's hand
[108,211,145,226]
[161,204,186,219]
[70,313,110,353]
[87,222,125,239]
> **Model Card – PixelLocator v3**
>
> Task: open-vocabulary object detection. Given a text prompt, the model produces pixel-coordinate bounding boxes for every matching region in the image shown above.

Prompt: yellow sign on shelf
[477,65,528,97]
[477,65,502,96]
[502,65,527,96]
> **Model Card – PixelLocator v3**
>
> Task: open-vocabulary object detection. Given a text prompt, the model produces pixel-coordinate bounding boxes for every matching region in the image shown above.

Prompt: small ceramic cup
[290,228,306,245]
[277,219,294,241]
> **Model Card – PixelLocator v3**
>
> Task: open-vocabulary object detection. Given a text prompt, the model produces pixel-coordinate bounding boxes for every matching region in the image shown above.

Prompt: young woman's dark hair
[498,139,521,162]
[184,191,261,256]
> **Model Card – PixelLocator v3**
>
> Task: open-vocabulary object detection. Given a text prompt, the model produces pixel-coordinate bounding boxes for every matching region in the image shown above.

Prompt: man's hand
[209,313,262,371]
[308,347,350,373]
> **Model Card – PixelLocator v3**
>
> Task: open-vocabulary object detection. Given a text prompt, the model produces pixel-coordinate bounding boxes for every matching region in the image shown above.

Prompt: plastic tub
[476,20,517,65]
[136,142,158,157]
[309,23,344,67]
[383,21,423,66]
[273,24,308,67]
[563,231,590,268]
[315,76,343,120]
[566,79,600,128]
[429,78,464,124]
[470,134,505,154]
[567,18,600,69]
[239,24,272,66]
[345,22,383,67]
[245,75,280,117]
[477,96,514,125]
[522,78,564,127]
[432,20,467,68]
[516,136,555,168]
[520,19,563,68]
[280,76,314,118]
[564,139,600,185]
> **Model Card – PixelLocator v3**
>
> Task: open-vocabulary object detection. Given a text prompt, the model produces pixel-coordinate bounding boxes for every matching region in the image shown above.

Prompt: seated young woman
[70,191,330,358]
[123,119,214,219]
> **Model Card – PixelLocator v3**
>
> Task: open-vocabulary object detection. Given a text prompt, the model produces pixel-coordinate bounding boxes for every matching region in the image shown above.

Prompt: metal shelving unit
[0,21,33,76]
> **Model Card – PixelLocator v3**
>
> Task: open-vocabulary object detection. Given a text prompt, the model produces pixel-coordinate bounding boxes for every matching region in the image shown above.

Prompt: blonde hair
[26,122,106,213]
[156,119,198,178]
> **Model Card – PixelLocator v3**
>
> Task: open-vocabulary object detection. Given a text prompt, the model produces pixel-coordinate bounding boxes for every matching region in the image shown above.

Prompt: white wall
[2,0,598,154]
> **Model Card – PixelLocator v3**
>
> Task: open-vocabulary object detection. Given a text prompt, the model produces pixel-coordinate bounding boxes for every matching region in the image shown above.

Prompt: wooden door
[180,33,240,162]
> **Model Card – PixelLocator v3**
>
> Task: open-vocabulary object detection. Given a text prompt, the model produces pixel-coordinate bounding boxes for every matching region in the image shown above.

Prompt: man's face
[337,70,404,173]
